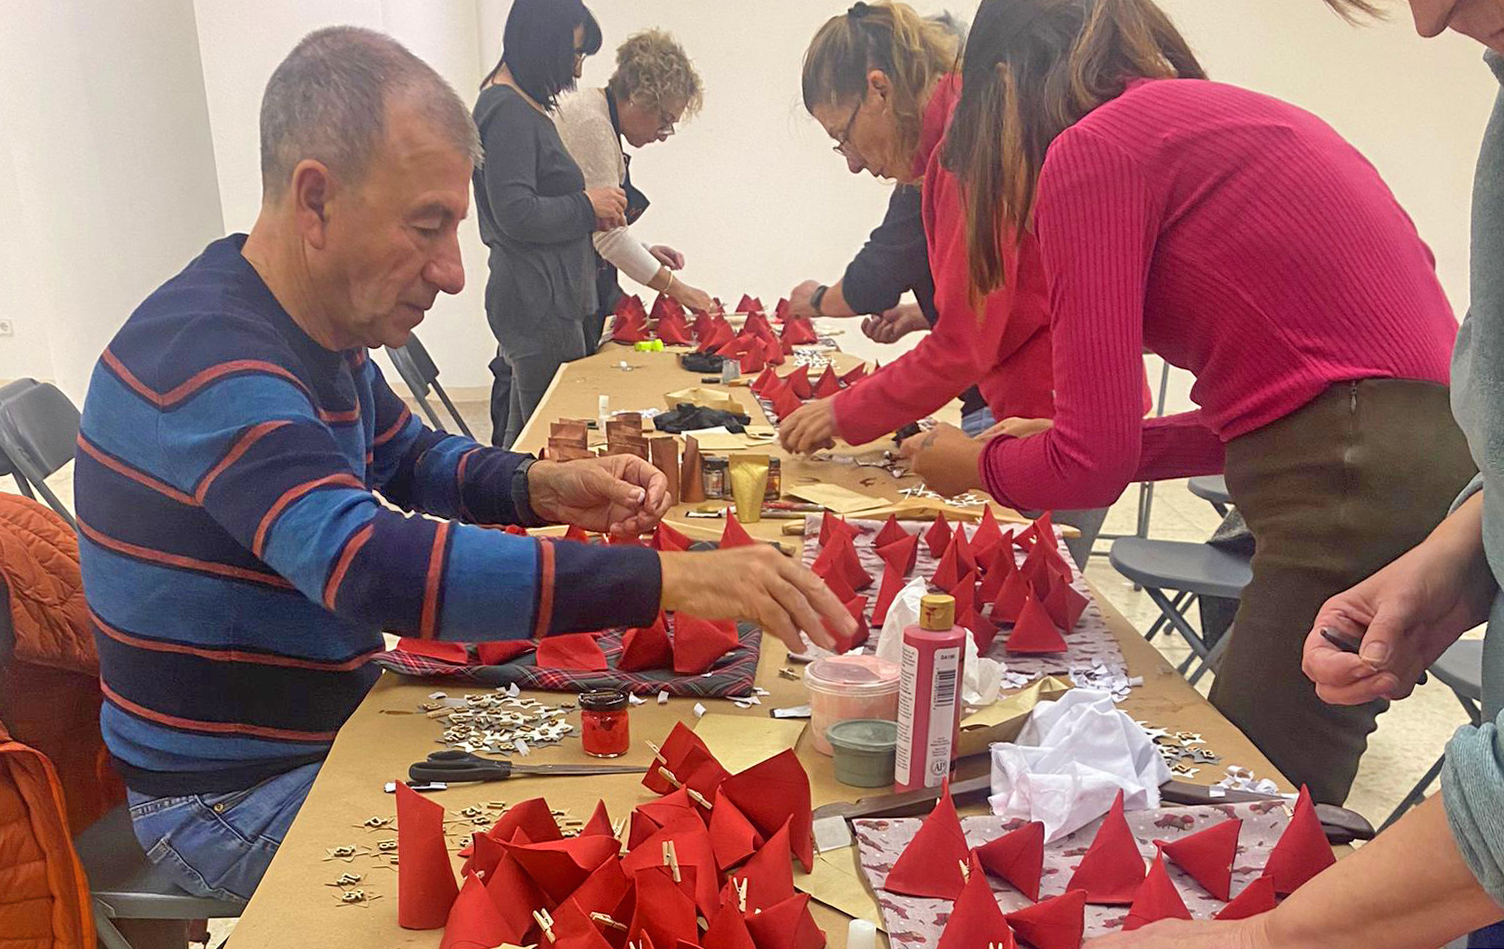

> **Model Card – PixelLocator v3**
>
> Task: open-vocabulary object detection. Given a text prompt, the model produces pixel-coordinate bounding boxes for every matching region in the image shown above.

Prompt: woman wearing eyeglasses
[474,0,623,447]
[555,29,713,347]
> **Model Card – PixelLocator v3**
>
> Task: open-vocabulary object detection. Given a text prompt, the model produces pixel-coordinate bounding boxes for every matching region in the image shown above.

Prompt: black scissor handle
[408,751,512,784]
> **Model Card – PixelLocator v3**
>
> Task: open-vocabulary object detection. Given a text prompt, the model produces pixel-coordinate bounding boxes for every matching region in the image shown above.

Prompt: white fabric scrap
[657,690,670,705]
[876,576,1002,708]
[988,689,1172,843]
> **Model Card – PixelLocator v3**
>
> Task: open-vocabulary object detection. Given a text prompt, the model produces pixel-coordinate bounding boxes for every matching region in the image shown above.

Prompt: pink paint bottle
[893,593,965,792]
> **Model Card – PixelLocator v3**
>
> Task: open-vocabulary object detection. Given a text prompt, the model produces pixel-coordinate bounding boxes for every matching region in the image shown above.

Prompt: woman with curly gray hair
[555,28,711,342]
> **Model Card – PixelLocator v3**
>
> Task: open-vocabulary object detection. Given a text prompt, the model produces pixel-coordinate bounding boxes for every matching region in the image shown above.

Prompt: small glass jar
[579,689,631,758]
[702,457,729,499]
[764,457,782,501]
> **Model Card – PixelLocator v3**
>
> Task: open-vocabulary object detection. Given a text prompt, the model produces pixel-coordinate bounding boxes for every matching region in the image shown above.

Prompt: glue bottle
[893,593,965,792]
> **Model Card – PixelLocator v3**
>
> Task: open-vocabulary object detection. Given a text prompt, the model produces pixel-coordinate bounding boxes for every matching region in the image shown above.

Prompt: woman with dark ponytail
[904,0,1475,808]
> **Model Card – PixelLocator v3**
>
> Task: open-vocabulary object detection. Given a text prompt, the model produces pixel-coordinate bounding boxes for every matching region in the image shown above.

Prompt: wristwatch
[810,284,829,316]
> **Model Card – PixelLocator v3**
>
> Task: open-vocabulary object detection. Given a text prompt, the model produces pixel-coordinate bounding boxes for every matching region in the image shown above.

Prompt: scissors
[408,750,647,784]
[1320,627,1428,686]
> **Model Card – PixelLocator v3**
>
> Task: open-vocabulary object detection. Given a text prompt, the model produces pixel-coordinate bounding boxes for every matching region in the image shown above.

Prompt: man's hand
[861,303,928,344]
[899,423,985,498]
[778,399,839,455]
[526,455,670,536]
[649,245,686,270]
[659,546,853,653]
[974,416,1054,441]
[786,279,822,319]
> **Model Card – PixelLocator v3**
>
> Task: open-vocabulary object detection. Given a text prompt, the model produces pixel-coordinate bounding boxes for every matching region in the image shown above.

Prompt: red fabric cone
[720,513,758,549]
[991,570,1032,625]
[461,829,505,878]
[619,614,674,672]
[718,750,814,872]
[818,511,858,546]
[770,384,803,421]
[1018,511,1054,550]
[1123,854,1192,931]
[1155,818,1240,901]
[653,294,686,322]
[718,333,754,360]
[536,632,608,671]
[816,561,858,605]
[825,595,870,653]
[547,898,617,949]
[938,852,1016,949]
[476,640,535,666]
[672,614,741,674]
[618,294,647,321]
[1005,889,1086,949]
[786,367,813,400]
[489,797,562,844]
[613,318,651,344]
[925,514,953,559]
[643,722,714,795]
[970,507,1005,564]
[874,514,908,549]
[949,574,976,620]
[883,777,969,900]
[877,532,920,576]
[812,531,871,591]
[1215,875,1279,920]
[653,522,693,552]
[628,866,701,949]
[812,365,840,399]
[1261,786,1335,895]
[839,362,868,386]
[737,293,760,314]
[440,873,512,949]
[977,820,1045,901]
[1043,579,1090,631]
[870,564,905,628]
[761,335,786,366]
[1006,595,1068,654]
[738,347,765,375]
[678,742,732,804]
[397,637,468,663]
[581,800,614,838]
[702,905,758,949]
[657,316,695,346]
[978,543,1015,603]
[1019,542,1057,600]
[744,893,826,949]
[965,607,999,653]
[952,527,978,576]
[775,298,790,320]
[567,857,632,919]
[484,851,547,942]
[724,820,796,913]
[708,794,764,870]
[701,321,734,354]
[623,820,720,917]
[397,782,459,929]
[751,366,777,396]
[781,317,819,345]
[1065,791,1146,904]
[931,539,963,590]
[501,834,620,905]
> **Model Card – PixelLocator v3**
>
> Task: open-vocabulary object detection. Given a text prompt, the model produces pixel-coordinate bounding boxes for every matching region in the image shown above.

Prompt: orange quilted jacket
[0,495,122,948]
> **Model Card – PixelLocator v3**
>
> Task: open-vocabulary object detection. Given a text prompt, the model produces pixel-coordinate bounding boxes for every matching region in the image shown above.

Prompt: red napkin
[718,333,754,360]
[613,317,651,344]
[786,367,814,400]
[629,865,701,948]
[1005,594,1068,654]
[566,856,632,919]
[1065,791,1146,904]
[839,362,868,386]
[502,834,621,905]
[877,532,920,576]
[638,788,707,834]
[1123,853,1192,931]
[932,538,964,590]
[1019,542,1059,599]
[818,511,858,546]
[925,514,953,559]
[619,613,674,672]
[719,749,814,872]
[750,367,777,396]
[1261,786,1334,895]
[991,570,1031,624]
[546,897,616,949]
[737,294,761,314]
[738,347,766,375]
[970,507,1005,563]
[965,606,999,653]
[812,531,872,591]
[718,513,757,549]
[816,560,859,605]
[883,777,969,900]
[744,893,825,949]
[702,905,758,949]
[679,743,732,804]
[938,852,1016,949]
[1214,875,1279,920]
[581,801,614,838]
[870,564,905,628]
[978,543,1015,604]
[461,829,506,878]
[812,365,840,399]
[653,293,686,322]
[654,522,694,552]
[978,820,1045,901]
[873,514,908,549]
[657,316,695,346]
[781,318,819,345]
[536,632,608,671]
[1005,889,1086,949]
[673,614,741,674]
[618,294,647,321]
[476,639,535,665]
[485,851,548,941]
[490,797,563,845]
[709,794,765,870]
[1155,818,1240,901]
[746,313,775,342]
[725,819,795,913]
[440,872,512,949]
[770,384,803,421]
[624,819,720,916]
[397,637,468,663]
[761,335,786,366]
[397,782,459,929]
[825,595,870,653]
[700,321,735,354]
[949,573,977,620]
[1017,511,1053,549]
[952,527,978,576]
[1043,579,1090,632]
[644,722,714,795]
[775,298,790,320]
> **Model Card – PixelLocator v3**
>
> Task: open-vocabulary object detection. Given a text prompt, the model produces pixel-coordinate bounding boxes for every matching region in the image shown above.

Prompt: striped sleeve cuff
[541,542,661,636]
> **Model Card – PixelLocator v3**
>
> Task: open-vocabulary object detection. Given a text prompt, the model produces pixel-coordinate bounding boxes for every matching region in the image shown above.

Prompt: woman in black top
[474,0,625,447]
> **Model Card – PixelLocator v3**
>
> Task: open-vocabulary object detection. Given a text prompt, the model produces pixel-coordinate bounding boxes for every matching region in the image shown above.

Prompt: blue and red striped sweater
[78,235,660,795]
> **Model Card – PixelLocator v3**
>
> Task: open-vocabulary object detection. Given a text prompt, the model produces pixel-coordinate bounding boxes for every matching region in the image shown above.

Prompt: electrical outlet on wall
[0,320,13,337]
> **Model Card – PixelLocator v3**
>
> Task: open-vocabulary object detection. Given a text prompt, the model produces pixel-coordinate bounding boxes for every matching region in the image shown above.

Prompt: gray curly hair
[607,29,704,119]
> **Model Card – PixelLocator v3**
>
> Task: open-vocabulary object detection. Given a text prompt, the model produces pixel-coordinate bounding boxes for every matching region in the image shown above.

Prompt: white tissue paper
[876,576,1003,709]
[988,689,1172,843]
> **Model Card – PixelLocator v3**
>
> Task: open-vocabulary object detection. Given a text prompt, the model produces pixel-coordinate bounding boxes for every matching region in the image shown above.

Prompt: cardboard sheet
[786,483,893,516]
[795,845,886,931]
[695,713,807,774]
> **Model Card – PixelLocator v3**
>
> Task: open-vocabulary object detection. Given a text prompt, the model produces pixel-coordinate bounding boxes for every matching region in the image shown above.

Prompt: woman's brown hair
[943,0,1205,301]
[801,1,961,179]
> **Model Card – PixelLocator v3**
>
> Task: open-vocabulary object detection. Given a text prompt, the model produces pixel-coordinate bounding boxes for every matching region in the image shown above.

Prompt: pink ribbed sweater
[979,78,1457,510]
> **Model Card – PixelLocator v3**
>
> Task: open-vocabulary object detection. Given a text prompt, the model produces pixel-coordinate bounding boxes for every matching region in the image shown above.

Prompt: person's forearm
[1263,794,1501,949]
[817,279,858,318]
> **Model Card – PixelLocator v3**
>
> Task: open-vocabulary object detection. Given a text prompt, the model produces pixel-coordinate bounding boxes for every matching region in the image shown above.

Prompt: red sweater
[981,78,1458,509]
[833,76,1055,446]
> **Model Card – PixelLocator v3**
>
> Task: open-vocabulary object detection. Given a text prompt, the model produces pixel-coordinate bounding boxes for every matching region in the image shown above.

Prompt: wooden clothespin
[959,858,971,882]
[646,740,668,765]
[656,765,684,789]
[685,787,712,809]
[589,912,628,932]
[662,840,681,883]
[732,876,748,913]
[533,908,556,943]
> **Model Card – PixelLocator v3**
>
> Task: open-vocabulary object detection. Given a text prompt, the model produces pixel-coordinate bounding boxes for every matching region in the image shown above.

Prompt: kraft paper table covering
[230,346,1295,949]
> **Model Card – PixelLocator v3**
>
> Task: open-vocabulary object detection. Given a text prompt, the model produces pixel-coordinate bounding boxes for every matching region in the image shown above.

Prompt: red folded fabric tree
[745,312,775,342]
[461,829,506,878]
[938,852,1016,949]
[1043,579,1091,632]
[718,749,814,871]
[925,514,953,559]
[1005,594,1069,654]
[543,897,615,949]
[931,537,964,591]
[701,904,758,949]
[874,514,909,549]
[781,317,819,345]
[672,614,741,675]
[978,821,1045,901]
[1066,791,1146,904]
[398,782,460,929]
[1016,511,1053,549]
[870,564,905,628]
[816,561,859,605]
[1214,875,1279,920]
[693,312,715,343]
[654,522,693,552]
[744,893,825,949]
[812,365,841,399]
[397,637,468,663]
[1004,889,1086,949]
[724,820,796,914]
[700,321,735,354]
[738,347,765,375]
[991,570,1032,625]
[629,865,701,948]
[644,722,716,794]
[774,298,790,320]
[440,872,512,949]
[761,335,786,366]
[657,315,695,346]
[737,294,761,314]
[877,532,920,576]
[785,367,814,400]
[1261,786,1335,895]
[617,294,647,322]
[883,777,970,900]
[623,819,720,916]
[1155,818,1240,901]
[770,384,803,421]
[812,531,872,591]
[653,293,686,323]
[952,527,978,576]
[582,800,614,838]
[619,614,674,672]
[750,367,778,396]
[485,850,549,942]
[825,595,871,653]
[979,542,1016,604]
[536,632,609,671]
[1019,542,1060,599]
[490,796,563,845]
[566,857,632,924]
[839,361,868,386]
[709,794,765,870]
[502,834,621,905]
[677,743,732,805]
[717,333,754,360]
[949,574,977,621]
[965,606,1000,653]
[970,507,1005,564]
[818,511,859,546]
[1123,853,1192,931]
[720,513,757,549]
[613,317,651,344]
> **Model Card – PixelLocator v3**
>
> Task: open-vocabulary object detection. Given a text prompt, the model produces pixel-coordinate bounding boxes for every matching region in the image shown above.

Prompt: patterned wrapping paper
[800,515,1127,677]
[854,801,1293,945]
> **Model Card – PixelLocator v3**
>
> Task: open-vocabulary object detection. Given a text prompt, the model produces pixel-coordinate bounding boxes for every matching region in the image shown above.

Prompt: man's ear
[290,159,334,251]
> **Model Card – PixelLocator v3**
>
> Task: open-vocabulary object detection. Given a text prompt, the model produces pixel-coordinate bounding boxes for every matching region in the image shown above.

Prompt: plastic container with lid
[827,719,899,788]
[804,654,901,755]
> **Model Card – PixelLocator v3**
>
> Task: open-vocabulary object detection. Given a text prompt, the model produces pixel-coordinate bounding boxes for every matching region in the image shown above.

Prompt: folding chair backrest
[0,381,79,527]
[401,334,442,386]
[384,333,473,439]
[385,344,430,400]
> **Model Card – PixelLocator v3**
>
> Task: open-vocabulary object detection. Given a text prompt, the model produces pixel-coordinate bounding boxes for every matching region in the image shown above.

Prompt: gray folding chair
[0,378,42,499]
[385,332,474,438]
[74,804,242,949]
[1108,537,1253,684]
[1188,475,1232,517]
[1379,639,1485,831]
[0,379,78,528]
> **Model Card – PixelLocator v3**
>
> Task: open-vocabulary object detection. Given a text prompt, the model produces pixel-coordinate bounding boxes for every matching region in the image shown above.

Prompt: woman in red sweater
[906,0,1475,803]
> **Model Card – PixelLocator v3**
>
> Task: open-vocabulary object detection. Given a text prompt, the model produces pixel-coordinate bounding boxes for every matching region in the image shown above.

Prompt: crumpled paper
[988,689,1171,843]
[876,577,1003,708]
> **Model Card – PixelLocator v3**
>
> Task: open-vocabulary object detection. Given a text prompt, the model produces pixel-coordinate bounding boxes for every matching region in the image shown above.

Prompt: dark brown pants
[1208,380,1476,805]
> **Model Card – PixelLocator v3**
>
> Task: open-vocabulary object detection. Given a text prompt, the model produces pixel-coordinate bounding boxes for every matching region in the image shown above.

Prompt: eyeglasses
[832,97,864,156]
[656,107,678,137]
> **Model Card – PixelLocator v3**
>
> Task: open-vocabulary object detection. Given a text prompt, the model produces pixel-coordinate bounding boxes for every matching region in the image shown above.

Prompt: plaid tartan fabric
[371,620,760,698]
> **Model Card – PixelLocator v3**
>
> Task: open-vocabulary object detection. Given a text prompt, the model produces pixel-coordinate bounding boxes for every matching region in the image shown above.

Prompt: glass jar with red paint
[579,689,630,758]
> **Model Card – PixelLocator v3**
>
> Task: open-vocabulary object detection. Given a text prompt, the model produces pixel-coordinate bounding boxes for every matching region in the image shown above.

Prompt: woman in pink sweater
[906,0,1475,804]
